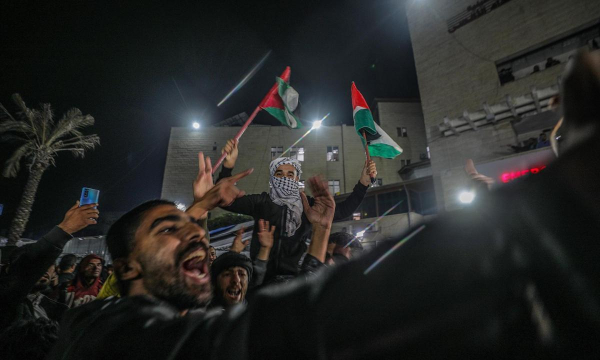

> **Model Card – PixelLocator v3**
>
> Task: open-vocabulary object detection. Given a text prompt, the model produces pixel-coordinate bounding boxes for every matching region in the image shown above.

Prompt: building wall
[406,0,600,210]
[161,101,429,217]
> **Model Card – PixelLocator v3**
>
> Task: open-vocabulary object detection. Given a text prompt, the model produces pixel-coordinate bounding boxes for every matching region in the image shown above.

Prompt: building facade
[406,0,600,210]
[161,100,430,217]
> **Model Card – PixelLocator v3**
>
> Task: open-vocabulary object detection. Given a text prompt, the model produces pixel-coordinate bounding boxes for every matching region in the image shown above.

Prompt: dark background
[0,0,419,237]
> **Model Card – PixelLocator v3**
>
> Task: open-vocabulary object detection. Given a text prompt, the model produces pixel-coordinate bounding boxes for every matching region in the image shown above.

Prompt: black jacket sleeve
[216,165,234,183]
[250,259,268,288]
[333,181,369,220]
[0,226,72,323]
[220,193,264,217]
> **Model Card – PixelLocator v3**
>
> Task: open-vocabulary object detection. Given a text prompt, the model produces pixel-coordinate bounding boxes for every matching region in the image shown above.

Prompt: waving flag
[351,82,402,159]
[260,68,302,129]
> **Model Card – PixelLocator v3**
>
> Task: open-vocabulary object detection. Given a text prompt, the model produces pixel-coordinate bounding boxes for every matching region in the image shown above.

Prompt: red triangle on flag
[351,82,370,111]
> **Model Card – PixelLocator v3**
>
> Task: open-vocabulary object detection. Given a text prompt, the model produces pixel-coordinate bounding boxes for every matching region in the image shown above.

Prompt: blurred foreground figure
[50,51,600,359]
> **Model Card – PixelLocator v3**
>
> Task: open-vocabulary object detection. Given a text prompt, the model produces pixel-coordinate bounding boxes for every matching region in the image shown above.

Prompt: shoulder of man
[49,296,212,360]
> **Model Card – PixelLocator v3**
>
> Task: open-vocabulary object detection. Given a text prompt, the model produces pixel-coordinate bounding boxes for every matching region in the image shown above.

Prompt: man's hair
[0,318,59,360]
[106,199,176,261]
[328,232,363,249]
[58,254,78,271]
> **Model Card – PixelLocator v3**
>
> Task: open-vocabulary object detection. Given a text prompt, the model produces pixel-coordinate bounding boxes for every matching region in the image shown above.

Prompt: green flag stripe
[264,107,288,125]
[354,109,377,136]
[368,143,402,159]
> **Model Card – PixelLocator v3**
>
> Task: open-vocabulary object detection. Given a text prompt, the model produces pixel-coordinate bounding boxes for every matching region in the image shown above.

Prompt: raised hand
[300,176,336,230]
[191,167,254,215]
[465,159,494,190]
[58,201,99,235]
[230,227,249,253]
[360,159,377,186]
[222,138,239,169]
[257,219,275,249]
[193,152,214,202]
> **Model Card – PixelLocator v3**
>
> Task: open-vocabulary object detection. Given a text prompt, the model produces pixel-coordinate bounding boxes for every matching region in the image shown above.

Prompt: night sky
[0,0,419,237]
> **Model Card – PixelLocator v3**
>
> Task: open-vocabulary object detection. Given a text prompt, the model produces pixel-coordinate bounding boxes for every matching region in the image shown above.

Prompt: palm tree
[0,94,100,245]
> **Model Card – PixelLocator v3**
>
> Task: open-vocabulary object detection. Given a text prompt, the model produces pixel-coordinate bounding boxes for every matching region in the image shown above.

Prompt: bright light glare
[356,231,365,238]
[458,191,475,204]
[312,120,322,129]
[175,202,187,211]
[192,122,200,129]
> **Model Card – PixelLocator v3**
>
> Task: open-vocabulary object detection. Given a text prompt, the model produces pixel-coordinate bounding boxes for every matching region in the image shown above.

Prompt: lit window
[327,146,339,161]
[290,147,304,161]
[427,146,431,159]
[271,146,283,160]
[299,181,305,190]
[352,212,361,221]
[328,180,340,195]
[402,127,408,137]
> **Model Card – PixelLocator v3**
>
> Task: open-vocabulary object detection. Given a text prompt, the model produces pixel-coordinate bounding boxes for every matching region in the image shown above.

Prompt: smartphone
[80,187,100,207]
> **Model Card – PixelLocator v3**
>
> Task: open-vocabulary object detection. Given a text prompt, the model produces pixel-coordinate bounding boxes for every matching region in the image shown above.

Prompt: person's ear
[113,257,142,282]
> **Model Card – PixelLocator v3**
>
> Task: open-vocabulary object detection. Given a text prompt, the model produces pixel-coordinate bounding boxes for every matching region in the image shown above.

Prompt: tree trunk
[7,162,47,245]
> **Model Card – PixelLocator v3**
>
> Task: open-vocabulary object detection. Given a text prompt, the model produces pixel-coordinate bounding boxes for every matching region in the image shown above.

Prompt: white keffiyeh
[269,157,303,236]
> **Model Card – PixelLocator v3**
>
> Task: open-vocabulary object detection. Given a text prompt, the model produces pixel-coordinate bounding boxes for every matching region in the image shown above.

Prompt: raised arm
[0,202,97,320]
[333,159,376,220]
[216,138,239,183]
[301,176,336,264]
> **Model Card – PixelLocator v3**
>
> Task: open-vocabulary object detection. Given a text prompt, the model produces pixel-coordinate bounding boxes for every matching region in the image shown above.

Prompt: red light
[501,165,546,183]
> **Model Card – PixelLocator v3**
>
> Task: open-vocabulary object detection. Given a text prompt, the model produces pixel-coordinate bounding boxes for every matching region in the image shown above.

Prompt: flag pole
[212,67,290,174]
[362,130,376,185]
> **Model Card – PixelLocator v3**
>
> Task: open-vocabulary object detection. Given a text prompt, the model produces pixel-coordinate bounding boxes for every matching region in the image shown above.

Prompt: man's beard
[139,253,212,310]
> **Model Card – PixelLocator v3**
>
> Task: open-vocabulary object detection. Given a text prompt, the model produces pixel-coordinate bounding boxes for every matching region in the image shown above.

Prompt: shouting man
[62,255,103,308]
[217,139,376,283]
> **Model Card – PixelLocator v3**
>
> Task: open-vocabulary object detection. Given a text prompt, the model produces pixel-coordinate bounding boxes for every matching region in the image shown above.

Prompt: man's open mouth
[180,247,210,283]
[225,287,242,302]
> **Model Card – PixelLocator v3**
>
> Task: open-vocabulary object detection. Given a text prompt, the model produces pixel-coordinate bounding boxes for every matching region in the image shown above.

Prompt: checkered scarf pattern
[269,157,303,236]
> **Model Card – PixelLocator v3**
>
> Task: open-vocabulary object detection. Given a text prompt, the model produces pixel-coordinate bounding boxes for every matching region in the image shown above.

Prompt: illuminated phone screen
[80,187,100,207]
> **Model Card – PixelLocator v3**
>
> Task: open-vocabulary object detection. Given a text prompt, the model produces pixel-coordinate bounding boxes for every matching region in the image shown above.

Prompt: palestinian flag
[260,67,302,129]
[351,82,402,159]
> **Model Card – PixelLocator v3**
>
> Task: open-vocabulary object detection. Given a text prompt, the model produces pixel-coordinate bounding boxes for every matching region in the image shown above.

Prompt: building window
[299,180,305,190]
[213,142,217,151]
[328,180,340,195]
[372,178,383,187]
[290,147,304,161]
[271,146,283,160]
[352,212,361,221]
[397,127,408,137]
[427,146,431,159]
[401,159,411,167]
[326,146,339,161]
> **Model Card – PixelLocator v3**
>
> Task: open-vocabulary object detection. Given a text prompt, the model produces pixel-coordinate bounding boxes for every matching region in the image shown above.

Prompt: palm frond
[0,120,33,136]
[47,109,95,145]
[51,134,100,158]
[11,94,42,143]
[2,142,33,178]
[40,103,54,143]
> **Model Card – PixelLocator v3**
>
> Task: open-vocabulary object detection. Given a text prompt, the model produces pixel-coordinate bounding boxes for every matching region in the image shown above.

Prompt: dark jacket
[0,227,72,331]
[50,140,600,359]
[218,166,368,281]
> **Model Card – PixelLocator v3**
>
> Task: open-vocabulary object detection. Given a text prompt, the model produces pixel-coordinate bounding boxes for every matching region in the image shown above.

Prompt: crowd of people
[1,49,599,359]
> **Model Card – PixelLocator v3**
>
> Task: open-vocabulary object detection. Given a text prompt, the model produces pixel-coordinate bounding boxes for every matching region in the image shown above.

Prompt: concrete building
[161,100,431,218]
[406,0,600,210]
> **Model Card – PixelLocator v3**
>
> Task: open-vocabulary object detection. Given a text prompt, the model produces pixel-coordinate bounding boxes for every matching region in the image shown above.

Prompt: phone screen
[80,188,100,207]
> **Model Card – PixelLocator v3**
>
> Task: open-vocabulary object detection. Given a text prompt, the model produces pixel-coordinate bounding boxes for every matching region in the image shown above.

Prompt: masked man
[217,143,376,283]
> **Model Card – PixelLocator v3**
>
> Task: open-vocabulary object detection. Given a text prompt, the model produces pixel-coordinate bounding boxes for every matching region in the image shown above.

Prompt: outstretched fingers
[230,168,254,183]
